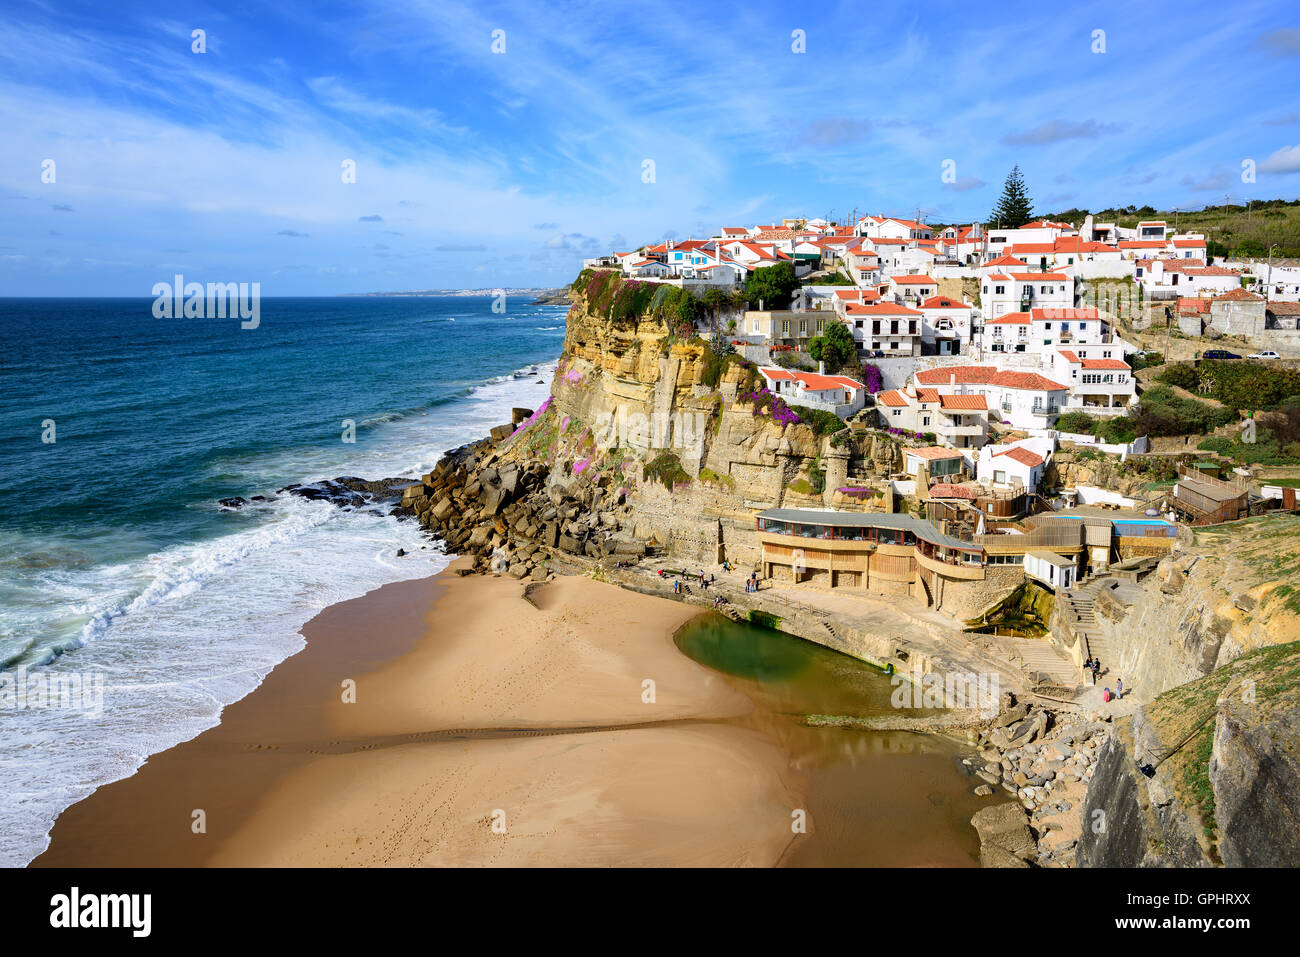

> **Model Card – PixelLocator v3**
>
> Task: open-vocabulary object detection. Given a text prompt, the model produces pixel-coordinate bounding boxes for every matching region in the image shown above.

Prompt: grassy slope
[1041,200,1300,258]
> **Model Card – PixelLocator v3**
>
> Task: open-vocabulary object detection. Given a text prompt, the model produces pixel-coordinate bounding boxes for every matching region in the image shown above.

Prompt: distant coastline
[348,287,571,304]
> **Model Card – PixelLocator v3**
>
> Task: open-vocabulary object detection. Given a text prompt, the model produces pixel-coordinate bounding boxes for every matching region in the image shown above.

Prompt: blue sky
[1,0,1299,295]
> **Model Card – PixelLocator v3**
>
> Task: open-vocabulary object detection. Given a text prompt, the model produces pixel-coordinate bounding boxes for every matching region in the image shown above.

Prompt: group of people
[657,564,762,595]
[1086,656,1126,703]
[1084,656,1103,683]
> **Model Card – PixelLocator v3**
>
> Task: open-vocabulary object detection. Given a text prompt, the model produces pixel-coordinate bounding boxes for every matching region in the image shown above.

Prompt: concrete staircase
[1060,580,1116,679]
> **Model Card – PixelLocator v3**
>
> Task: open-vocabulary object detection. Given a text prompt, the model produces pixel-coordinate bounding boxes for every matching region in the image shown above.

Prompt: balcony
[937,423,985,437]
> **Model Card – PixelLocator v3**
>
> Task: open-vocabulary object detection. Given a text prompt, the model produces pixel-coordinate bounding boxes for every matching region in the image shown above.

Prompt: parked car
[1202,349,1241,360]
[1247,350,1282,360]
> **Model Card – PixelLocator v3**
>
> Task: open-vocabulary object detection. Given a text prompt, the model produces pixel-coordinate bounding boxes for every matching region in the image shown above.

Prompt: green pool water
[673,613,986,867]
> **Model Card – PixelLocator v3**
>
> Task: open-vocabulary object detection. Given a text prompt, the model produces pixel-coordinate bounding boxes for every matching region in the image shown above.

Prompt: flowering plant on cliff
[837,486,878,498]
[861,362,883,394]
[740,387,801,426]
[510,396,553,438]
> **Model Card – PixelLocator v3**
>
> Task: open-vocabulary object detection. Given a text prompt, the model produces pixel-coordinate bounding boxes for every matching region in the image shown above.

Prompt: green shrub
[1157,364,1200,391]
[1095,416,1138,444]
[1055,411,1098,435]
[788,405,846,436]
[642,451,691,490]
[1198,360,1300,412]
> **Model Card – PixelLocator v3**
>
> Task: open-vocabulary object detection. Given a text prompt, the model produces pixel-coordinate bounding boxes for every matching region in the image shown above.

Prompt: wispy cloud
[1256,27,1300,56]
[1259,145,1300,174]
[1002,119,1126,146]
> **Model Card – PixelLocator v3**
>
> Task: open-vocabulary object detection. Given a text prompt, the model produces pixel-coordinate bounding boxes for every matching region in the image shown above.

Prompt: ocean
[0,295,567,866]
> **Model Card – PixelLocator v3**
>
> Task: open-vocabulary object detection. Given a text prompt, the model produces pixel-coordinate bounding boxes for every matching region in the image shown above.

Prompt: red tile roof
[892,274,937,284]
[845,302,922,315]
[1030,307,1101,321]
[1213,289,1263,302]
[916,387,941,403]
[987,312,1031,325]
[915,365,1000,385]
[928,483,975,499]
[940,394,988,410]
[995,446,1045,467]
[1057,350,1080,363]
[877,389,907,407]
[986,255,1030,268]
[760,368,863,391]
[908,446,964,460]
[990,371,1068,391]
[1081,359,1130,370]
[1010,272,1069,281]
[921,295,967,309]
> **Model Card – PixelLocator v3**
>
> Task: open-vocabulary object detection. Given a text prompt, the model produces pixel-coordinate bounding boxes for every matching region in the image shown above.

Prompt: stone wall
[939,564,1026,620]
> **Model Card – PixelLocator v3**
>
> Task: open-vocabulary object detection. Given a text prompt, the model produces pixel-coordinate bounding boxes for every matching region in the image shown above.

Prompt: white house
[625,258,670,278]
[757,367,866,418]
[913,365,1070,430]
[1139,260,1241,297]
[1025,551,1076,590]
[1028,306,1109,349]
[859,216,933,241]
[920,295,974,355]
[848,302,923,355]
[984,310,1032,352]
[976,439,1052,490]
[1047,350,1135,415]
[875,386,990,449]
[903,446,967,481]
[889,274,938,304]
[982,271,1074,319]
[846,248,882,286]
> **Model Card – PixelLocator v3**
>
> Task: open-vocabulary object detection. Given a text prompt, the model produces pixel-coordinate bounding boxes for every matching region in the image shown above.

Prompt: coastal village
[382,193,1300,867]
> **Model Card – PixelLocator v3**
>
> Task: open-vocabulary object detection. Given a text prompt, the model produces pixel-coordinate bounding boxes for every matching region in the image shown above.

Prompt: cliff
[545,271,905,565]
[1078,641,1300,867]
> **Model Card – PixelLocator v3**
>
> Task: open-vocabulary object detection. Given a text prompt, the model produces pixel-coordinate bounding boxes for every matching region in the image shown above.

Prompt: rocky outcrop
[1077,641,1300,867]
[971,803,1036,868]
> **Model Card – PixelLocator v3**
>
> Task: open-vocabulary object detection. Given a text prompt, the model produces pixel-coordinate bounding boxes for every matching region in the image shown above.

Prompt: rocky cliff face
[543,278,905,563]
[1078,641,1300,867]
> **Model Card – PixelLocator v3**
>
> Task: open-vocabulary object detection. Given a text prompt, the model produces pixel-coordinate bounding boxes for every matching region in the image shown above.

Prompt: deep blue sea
[0,295,566,865]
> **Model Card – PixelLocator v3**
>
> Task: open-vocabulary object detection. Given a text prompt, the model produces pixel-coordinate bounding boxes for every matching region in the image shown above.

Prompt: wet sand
[35,559,801,867]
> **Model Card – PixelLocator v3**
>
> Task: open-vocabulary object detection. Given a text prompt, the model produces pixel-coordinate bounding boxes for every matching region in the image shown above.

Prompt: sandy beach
[35,559,802,867]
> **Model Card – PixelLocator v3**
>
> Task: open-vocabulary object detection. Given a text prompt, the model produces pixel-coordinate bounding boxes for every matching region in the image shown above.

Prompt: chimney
[950,372,956,387]
[818,360,825,375]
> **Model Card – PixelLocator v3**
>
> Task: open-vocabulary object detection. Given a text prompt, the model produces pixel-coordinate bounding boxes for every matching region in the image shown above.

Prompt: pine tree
[989,165,1034,228]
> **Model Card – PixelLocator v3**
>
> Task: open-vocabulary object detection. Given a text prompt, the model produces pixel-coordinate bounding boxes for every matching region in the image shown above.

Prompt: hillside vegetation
[1041,198,1300,259]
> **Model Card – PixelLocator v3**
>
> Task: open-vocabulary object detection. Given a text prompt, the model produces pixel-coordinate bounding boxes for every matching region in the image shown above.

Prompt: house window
[892,409,900,417]
[799,320,807,334]
[995,285,1005,294]
[890,341,899,350]
[923,416,931,426]
[782,321,789,333]
[994,470,1006,484]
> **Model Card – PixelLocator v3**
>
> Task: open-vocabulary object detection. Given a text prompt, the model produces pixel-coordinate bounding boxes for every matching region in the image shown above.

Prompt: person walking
[1116,678,1124,699]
